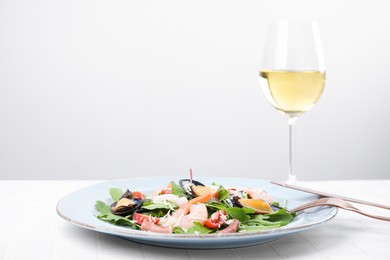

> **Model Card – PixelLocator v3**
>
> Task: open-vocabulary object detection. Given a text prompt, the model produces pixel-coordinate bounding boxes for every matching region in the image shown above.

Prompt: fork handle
[349,208,390,222]
[290,199,390,222]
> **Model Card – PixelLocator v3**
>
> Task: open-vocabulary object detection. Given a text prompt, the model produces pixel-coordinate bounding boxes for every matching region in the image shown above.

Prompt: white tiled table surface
[1,180,389,260]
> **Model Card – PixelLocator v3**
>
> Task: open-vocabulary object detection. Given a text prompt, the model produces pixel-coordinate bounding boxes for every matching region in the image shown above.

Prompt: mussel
[224,197,237,208]
[179,179,212,197]
[234,197,273,214]
[110,189,143,216]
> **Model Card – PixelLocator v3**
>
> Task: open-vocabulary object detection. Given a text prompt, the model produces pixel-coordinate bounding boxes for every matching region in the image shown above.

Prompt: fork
[289,197,390,222]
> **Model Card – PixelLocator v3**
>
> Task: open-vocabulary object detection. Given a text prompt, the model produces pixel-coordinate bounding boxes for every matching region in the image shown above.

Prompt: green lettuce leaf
[173,226,186,234]
[141,201,177,210]
[172,223,213,234]
[170,181,186,197]
[109,188,124,202]
[206,201,250,223]
[187,222,213,234]
[217,186,229,201]
[95,200,138,228]
[265,209,295,224]
[239,209,295,232]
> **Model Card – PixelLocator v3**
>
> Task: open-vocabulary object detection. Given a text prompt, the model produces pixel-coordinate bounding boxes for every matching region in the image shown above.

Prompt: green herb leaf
[109,188,124,202]
[224,207,250,223]
[217,186,229,201]
[239,209,295,232]
[242,207,256,214]
[238,224,276,232]
[173,226,186,234]
[95,200,137,228]
[170,181,186,197]
[187,222,213,234]
[206,201,250,223]
[142,202,177,210]
[95,200,111,214]
[264,209,295,224]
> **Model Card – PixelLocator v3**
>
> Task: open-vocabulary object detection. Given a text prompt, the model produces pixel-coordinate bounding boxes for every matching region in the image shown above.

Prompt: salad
[95,178,295,234]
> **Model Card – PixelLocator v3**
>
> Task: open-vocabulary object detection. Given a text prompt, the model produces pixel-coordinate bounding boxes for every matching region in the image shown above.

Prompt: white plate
[56,177,337,249]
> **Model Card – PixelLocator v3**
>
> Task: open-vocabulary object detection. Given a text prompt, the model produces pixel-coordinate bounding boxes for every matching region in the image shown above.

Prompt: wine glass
[259,21,326,184]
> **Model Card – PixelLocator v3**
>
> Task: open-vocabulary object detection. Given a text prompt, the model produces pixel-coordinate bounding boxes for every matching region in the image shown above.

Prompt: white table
[1,180,389,260]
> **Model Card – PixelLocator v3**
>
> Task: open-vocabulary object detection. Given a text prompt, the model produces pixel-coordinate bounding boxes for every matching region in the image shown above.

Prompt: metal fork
[290,197,390,222]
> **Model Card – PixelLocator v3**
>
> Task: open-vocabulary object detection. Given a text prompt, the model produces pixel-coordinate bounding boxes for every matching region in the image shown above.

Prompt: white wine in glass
[259,21,326,184]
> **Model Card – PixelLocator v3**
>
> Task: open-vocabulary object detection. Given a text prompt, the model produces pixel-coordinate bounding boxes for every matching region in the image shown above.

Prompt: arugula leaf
[239,224,277,232]
[146,209,170,218]
[140,200,172,216]
[142,201,177,210]
[264,209,295,224]
[173,226,186,234]
[172,223,213,234]
[187,222,213,234]
[173,223,213,234]
[239,209,295,232]
[244,216,283,227]
[95,200,111,214]
[242,207,256,214]
[206,201,250,223]
[170,181,186,197]
[109,188,124,202]
[217,186,229,201]
[225,207,250,223]
[95,201,137,228]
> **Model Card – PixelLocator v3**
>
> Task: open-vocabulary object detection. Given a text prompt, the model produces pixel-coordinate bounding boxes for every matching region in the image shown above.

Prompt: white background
[1,0,389,180]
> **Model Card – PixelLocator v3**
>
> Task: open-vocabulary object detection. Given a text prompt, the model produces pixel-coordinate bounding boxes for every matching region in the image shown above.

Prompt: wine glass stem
[287,117,298,184]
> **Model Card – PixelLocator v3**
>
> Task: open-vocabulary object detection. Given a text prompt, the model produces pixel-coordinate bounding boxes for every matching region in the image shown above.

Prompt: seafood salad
[95,178,295,234]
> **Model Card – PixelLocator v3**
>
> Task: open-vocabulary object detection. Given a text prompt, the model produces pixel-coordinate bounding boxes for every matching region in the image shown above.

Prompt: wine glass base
[286,175,297,185]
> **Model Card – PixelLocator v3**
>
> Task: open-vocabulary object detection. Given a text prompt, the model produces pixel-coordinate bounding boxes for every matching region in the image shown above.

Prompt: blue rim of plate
[56,177,338,248]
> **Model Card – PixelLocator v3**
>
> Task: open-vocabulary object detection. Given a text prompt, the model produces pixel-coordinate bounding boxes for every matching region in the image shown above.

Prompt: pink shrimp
[178,204,208,230]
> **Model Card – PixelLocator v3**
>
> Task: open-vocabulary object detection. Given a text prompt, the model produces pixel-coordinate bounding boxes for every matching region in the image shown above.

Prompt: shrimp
[178,204,208,230]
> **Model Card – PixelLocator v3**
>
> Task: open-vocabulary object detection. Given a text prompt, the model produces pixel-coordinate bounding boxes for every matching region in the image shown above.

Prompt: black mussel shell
[179,179,205,196]
[119,189,133,200]
[110,198,143,216]
[224,196,242,208]
[110,189,141,216]
[232,196,243,207]
[225,197,235,207]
